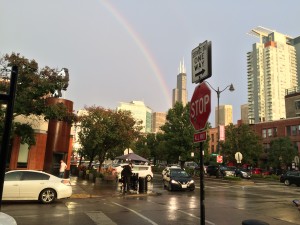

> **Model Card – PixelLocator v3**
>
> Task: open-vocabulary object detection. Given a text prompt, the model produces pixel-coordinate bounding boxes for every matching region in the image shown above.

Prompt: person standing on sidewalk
[59,160,67,178]
[121,163,133,193]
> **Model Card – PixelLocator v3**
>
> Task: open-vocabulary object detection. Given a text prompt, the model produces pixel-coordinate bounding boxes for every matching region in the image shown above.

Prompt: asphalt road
[1,174,300,225]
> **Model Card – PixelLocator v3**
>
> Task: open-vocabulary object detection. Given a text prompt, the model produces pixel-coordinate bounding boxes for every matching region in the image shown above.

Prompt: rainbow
[100,1,172,110]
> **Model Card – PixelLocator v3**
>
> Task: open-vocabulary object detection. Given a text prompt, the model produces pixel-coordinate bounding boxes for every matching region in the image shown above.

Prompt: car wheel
[146,175,152,182]
[284,179,291,186]
[189,188,195,191]
[39,188,56,204]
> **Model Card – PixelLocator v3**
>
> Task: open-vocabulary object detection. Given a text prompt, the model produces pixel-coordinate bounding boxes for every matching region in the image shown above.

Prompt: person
[59,160,67,178]
[121,163,132,193]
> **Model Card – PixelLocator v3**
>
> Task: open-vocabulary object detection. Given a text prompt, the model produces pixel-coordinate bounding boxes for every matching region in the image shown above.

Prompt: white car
[116,164,153,182]
[3,170,72,204]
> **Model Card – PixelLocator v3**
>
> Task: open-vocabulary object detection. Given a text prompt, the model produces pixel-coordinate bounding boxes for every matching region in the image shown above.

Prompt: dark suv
[280,171,300,186]
[206,165,219,176]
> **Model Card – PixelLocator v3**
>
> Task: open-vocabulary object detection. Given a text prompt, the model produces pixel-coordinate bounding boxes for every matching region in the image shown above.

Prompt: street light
[205,82,234,155]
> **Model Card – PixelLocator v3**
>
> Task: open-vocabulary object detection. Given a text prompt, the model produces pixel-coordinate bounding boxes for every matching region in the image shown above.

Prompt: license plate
[182,184,187,188]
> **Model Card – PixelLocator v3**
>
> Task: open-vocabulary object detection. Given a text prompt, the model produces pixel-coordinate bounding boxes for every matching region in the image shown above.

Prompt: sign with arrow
[191,40,212,84]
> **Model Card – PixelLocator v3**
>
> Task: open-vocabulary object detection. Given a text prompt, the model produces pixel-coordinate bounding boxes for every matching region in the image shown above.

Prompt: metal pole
[217,88,220,154]
[0,66,18,209]
[199,141,205,225]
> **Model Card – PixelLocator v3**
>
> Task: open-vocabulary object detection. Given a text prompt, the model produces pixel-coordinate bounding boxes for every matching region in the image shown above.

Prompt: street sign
[190,82,211,131]
[191,40,212,84]
[235,152,243,163]
[193,131,207,143]
[217,155,223,163]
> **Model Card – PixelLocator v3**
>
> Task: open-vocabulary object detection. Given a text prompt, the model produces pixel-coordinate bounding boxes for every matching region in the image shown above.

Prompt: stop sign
[190,82,211,131]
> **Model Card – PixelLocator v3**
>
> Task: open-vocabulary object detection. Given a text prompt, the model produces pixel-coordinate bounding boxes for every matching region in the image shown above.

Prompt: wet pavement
[69,175,160,199]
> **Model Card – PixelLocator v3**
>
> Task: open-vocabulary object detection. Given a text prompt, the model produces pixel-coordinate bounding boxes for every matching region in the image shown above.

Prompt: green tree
[0,53,73,147]
[268,137,297,170]
[77,106,142,169]
[160,102,195,164]
[221,124,263,166]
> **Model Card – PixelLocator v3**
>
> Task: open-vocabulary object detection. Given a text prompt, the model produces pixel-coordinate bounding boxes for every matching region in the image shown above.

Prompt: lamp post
[205,82,234,156]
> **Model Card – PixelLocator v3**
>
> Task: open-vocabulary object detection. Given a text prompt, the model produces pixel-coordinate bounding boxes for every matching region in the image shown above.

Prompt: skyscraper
[247,26,299,123]
[215,105,233,127]
[172,60,188,107]
[152,112,166,133]
[117,101,152,133]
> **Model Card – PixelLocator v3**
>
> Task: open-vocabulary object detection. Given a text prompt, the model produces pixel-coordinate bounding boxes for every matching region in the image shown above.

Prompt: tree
[0,53,73,146]
[77,106,142,169]
[221,124,263,166]
[160,102,195,164]
[268,137,297,170]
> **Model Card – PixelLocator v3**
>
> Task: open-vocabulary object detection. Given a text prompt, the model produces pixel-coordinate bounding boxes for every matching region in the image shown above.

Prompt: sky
[1,0,300,125]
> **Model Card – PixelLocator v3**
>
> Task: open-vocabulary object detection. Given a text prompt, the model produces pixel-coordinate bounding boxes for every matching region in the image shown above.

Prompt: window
[5,171,22,181]
[291,126,298,136]
[211,134,214,142]
[22,171,50,181]
[295,100,300,110]
[262,129,267,138]
[268,128,273,137]
[273,127,278,137]
[17,143,29,168]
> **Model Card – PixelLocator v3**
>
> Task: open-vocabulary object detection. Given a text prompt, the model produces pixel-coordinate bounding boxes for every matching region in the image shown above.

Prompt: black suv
[206,165,219,176]
[280,171,300,186]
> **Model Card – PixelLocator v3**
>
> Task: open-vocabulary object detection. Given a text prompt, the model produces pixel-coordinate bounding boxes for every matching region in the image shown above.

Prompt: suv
[206,165,219,176]
[162,167,195,191]
[116,164,153,182]
[280,171,300,186]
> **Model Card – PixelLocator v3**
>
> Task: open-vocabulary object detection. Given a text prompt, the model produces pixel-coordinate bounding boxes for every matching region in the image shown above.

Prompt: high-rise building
[152,112,166,133]
[247,26,299,123]
[117,101,152,133]
[240,104,249,124]
[172,60,187,107]
[215,105,233,127]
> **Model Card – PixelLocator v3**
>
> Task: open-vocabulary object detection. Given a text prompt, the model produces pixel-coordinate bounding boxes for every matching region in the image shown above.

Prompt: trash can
[138,177,147,193]
[242,219,269,225]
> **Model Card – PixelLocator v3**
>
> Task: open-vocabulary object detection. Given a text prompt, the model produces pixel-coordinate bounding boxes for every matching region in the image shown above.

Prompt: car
[3,170,72,204]
[222,166,237,177]
[280,171,300,186]
[162,167,195,191]
[184,161,199,169]
[206,165,219,176]
[162,165,181,180]
[252,168,263,175]
[116,164,153,182]
[235,168,251,179]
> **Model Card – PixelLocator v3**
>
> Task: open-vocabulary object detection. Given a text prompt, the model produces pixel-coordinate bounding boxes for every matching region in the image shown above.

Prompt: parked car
[252,168,263,175]
[280,171,300,186]
[222,166,237,177]
[184,161,199,169]
[206,165,219,176]
[235,168,251,179]
[116,164,153,182]
[162,167,195,191]
[3,170,72,204]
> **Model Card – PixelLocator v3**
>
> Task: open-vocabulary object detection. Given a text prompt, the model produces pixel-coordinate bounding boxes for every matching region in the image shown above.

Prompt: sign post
[191,40,212,225]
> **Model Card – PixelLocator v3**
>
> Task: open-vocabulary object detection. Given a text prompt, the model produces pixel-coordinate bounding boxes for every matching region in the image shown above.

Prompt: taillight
[61,179,71,186]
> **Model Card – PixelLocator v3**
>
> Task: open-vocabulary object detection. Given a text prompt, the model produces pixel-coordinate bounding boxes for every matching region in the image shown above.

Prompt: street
[1,174,300,225]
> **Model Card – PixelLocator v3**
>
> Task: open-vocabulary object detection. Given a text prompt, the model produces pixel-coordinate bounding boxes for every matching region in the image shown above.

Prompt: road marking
[112,202,158,225]
[177,209,215,225]
[86,211,117,225]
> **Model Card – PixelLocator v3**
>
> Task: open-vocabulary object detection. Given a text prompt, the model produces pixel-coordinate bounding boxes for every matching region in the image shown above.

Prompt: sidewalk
[69,176,159,199]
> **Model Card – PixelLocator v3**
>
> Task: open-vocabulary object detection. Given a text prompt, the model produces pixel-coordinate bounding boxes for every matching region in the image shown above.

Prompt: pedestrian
[121,163,133,193]
[59,160,67,178]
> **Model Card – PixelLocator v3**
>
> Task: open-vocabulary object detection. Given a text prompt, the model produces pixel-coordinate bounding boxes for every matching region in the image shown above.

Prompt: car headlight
[189,180,195,184]
[171,180,178,184]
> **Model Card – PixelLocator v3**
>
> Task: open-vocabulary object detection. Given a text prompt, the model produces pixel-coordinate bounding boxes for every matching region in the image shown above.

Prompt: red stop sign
[190,82,211,131]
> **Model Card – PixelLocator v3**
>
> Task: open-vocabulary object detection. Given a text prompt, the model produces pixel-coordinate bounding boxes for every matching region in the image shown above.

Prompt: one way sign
[191,40,212,84]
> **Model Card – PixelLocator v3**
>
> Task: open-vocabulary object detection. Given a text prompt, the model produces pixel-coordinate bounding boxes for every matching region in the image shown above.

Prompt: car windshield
[170,170,189,177]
